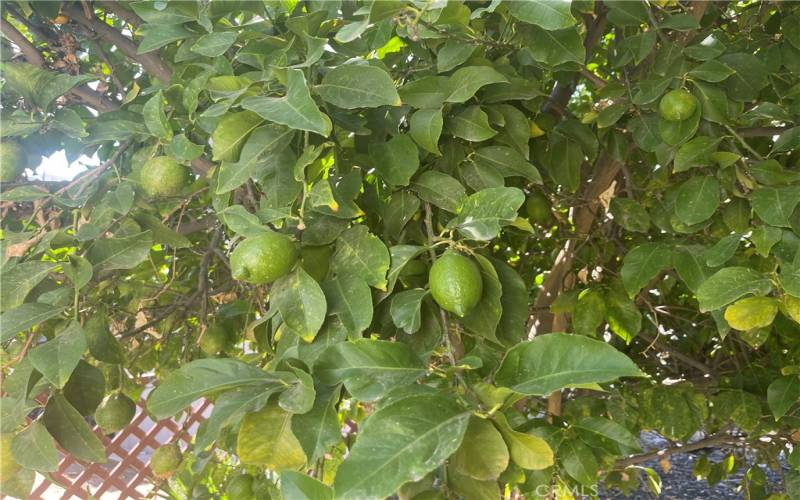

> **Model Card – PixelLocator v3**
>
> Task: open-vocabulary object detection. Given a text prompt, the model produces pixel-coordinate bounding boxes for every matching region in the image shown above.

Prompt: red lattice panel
[18,397,212,500]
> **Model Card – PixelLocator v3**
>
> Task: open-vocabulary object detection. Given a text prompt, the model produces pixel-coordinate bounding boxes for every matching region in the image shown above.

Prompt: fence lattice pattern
[16,398,211,500]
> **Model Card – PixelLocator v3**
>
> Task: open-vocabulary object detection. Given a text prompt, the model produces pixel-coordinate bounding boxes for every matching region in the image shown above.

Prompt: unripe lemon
[226,473,255,500]
[0,139,26,182]
[95,393,137,434]
[140,156,189,197]
[150,443,182,478]
[199,324,230,355]
[659,89,697,122]
[230,232,299,285]
[429,252,483,317]
[211,111,263,162]
[524,191,552,226]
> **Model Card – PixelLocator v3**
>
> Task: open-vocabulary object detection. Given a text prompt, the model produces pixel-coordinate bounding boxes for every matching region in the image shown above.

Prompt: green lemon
[659,89,698,122]
[724,296,779,331]
[226,473,255,500]
[0,434,20,480]
[429,252,483,317]
[199,324,231,355]
[140,156,189,197]
[0,139,26,183]
[231,232,299,285]
[95,393,137,434]
[150,443,182,478]
[211,110,263,162]
[300,245,332,282]
[524,191,552,226]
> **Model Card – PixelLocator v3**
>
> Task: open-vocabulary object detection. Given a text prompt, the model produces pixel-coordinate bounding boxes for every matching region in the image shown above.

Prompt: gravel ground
[601,433,787,499]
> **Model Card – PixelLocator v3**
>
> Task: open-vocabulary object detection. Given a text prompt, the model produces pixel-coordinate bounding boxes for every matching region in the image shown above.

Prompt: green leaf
[711,390,762,432]
[322,275,373,336]
[609,198,650,232]
[272,268,327,341]
[719,53,769,102]
[506,0,576,30]
[560,439,599,486]
[279,366,316,414]
[673,136,721,172]
[87,231,153,274]
[605,286,642,343]
[386,245,428,292]
[383,190,421,236]
[620,243,674,297]
[0,261,56,312]
[399,76,447,109]
[281,471,333,500]
[703,233,740,267]
[1,62,96,111]
[390,289,429,334]
[11,422,59,472]
[491,258,529,346]
[142,91,172,141]
[237,403,306,469]
[751,226,782,257]
[133,214,191,249]
[451,416,509,480]
[316,64,401,109]
[495,334,644,395]
[688,60,735,82]
[412,171,466,213]
[767,376,800,420]
[675,176,720,226]
[462,254,503,342]
[772,127,800,154]
[242,69,331,137]
[447,105,497,142]
[333,393,470,499]
[195,386,275,450]
[437,41,476,73]
[314,339,426,401]
[751,186,800,227]
[332,225,390,290]
[632,78,673,106]
[692,81,730,125]
[409,108,443,155]
[493,413,554,470]
[369,134,420,186]
[452,187,525,241]
[0,303,64,342]
[524,26,585,66]
[28,322,86,389]
[573,416,641,454]
[168,134,204,163]
[138,23,193,54]
[444,66,508,103]
[696,267,773,312]
[292,386,341,462]
[573,289,606,337]
[473,146,542,183]
[43,393,106,463]
[147,359,292,419]
[190,31,237,57]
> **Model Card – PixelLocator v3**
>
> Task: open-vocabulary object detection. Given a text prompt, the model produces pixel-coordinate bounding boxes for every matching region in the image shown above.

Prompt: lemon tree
[1,1,800,499]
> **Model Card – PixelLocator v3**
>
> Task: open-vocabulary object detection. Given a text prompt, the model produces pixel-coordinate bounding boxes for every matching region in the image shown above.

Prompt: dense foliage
[1,1,800,498]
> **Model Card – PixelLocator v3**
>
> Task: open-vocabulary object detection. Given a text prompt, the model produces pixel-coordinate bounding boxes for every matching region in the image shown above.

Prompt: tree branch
[61,3,172,83]
[614,433,739,469]
[1,16,117,112]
